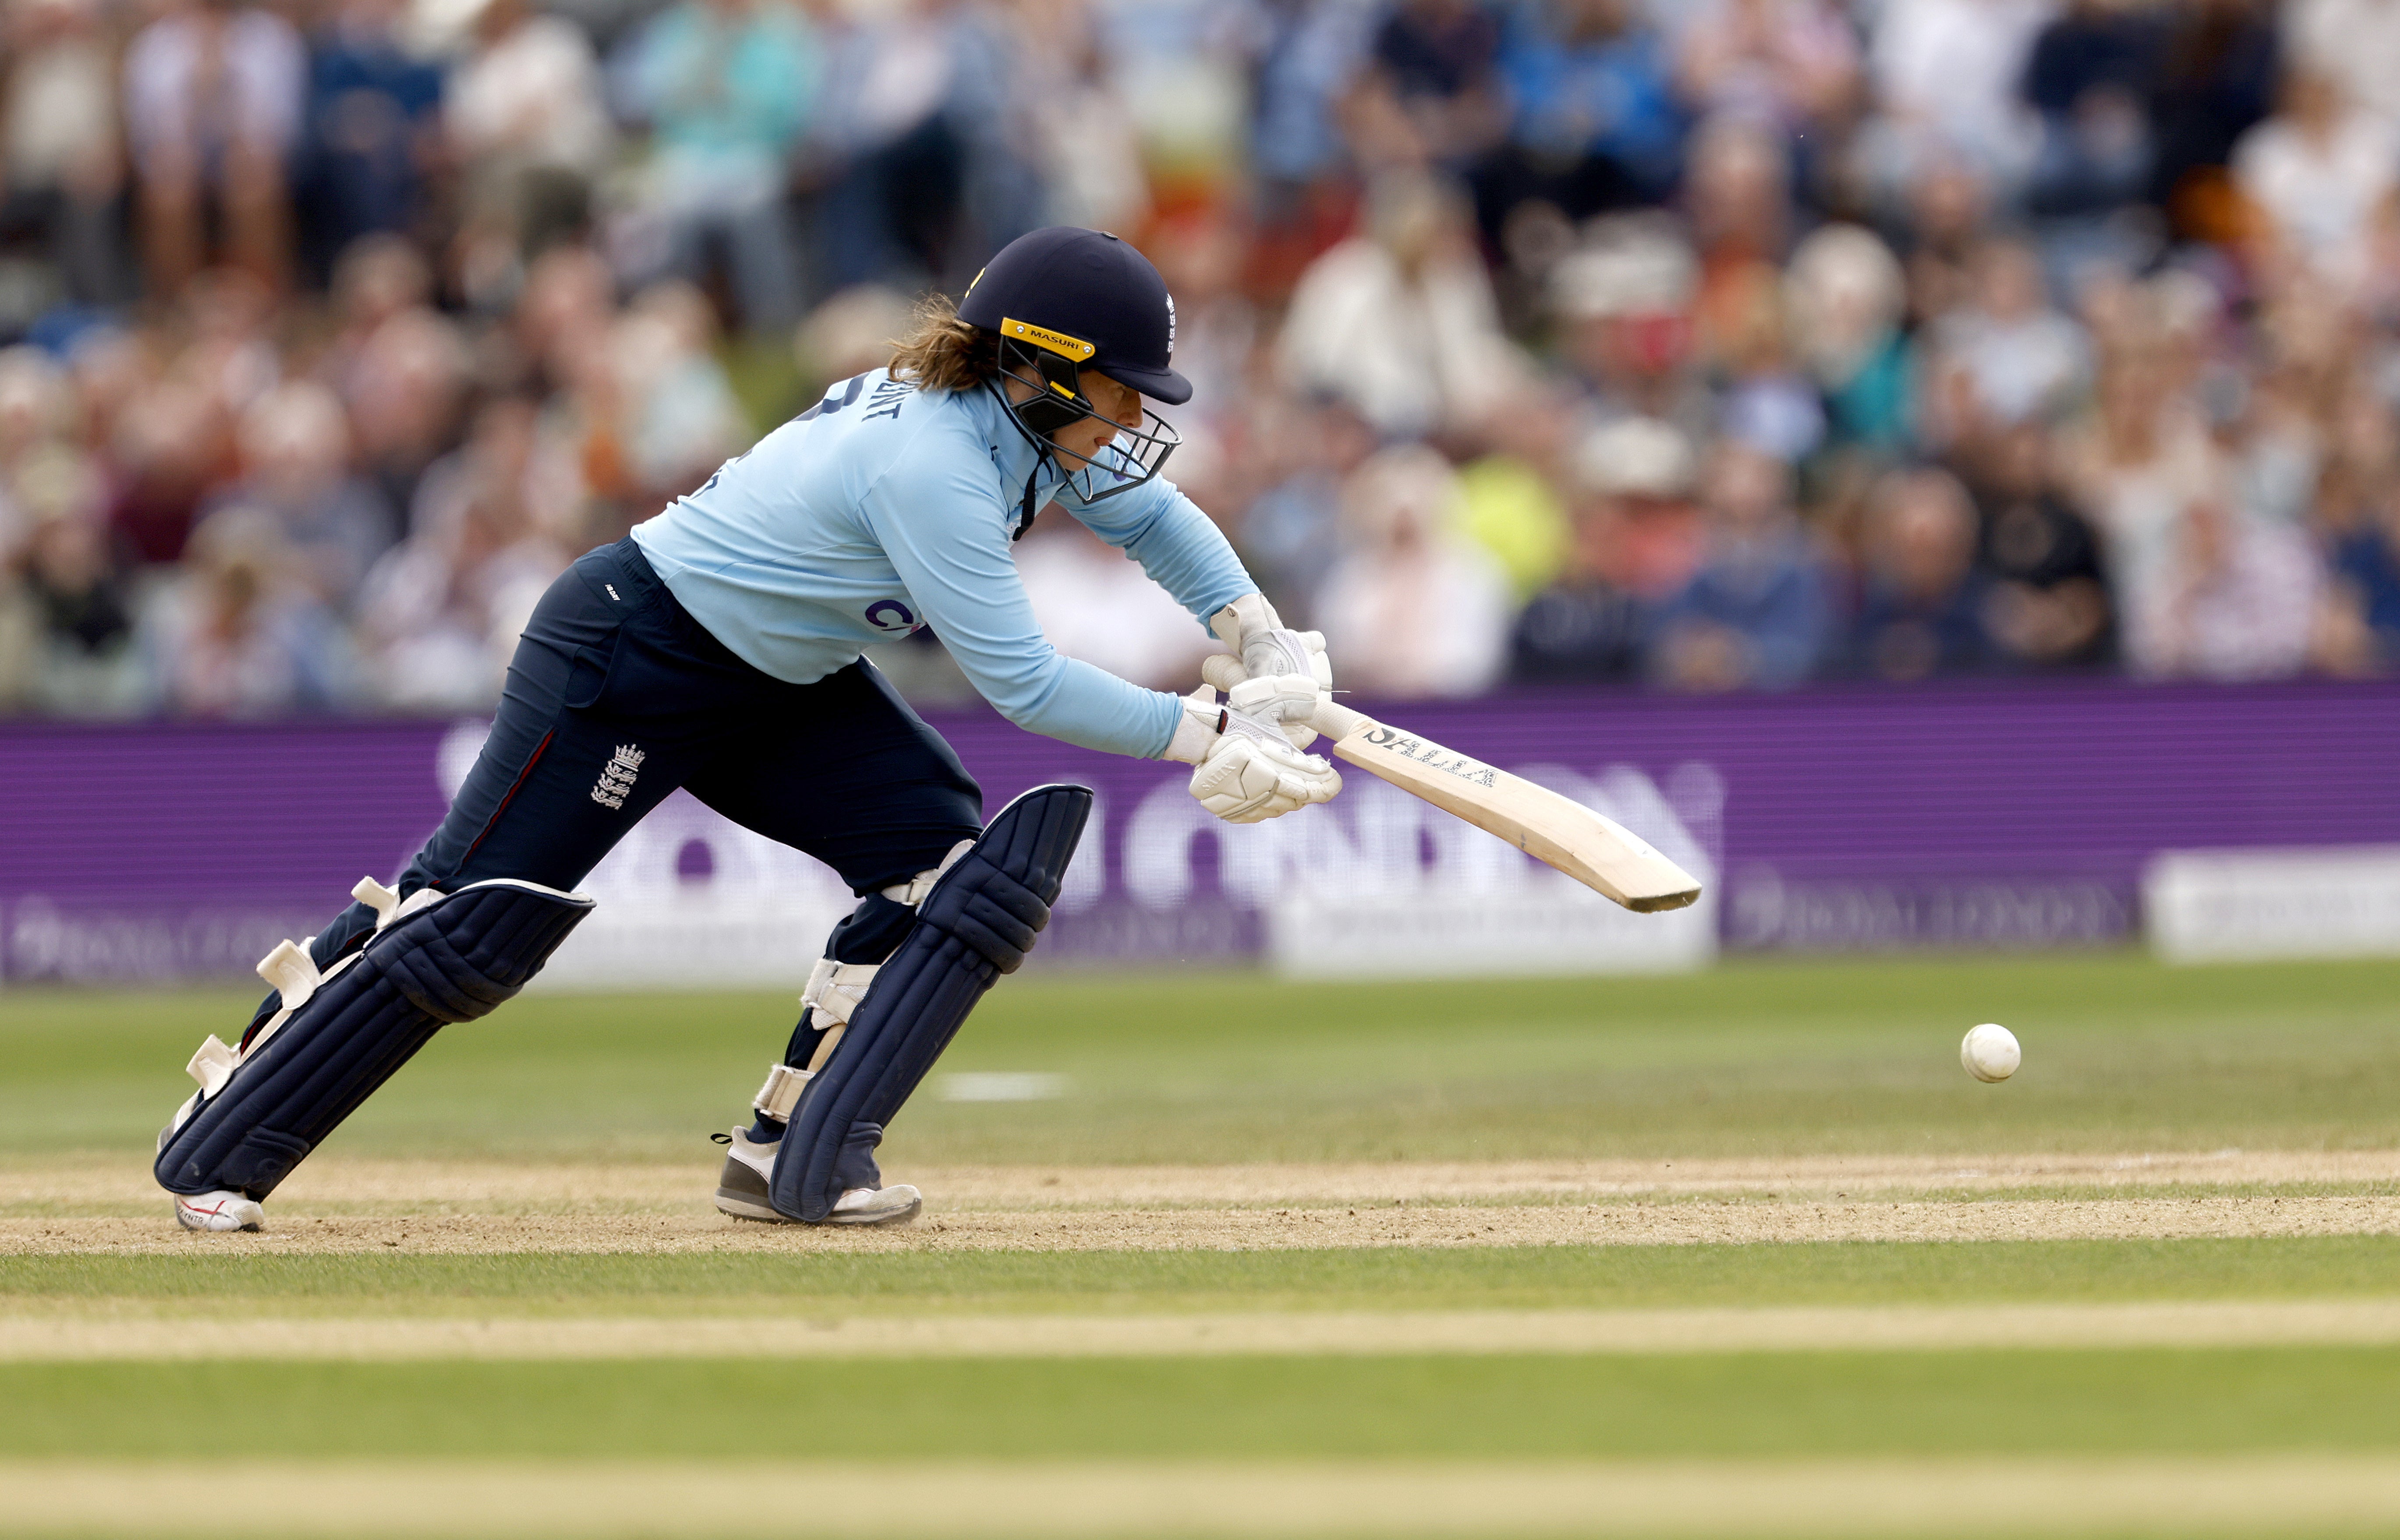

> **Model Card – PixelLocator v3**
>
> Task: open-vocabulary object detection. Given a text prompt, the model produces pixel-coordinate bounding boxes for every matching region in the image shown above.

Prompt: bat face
[1311,704,1703,913]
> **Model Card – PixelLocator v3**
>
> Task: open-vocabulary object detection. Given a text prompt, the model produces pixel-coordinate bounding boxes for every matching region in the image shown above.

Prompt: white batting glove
[1165,686,1342,824]
[1206,595,1335,749]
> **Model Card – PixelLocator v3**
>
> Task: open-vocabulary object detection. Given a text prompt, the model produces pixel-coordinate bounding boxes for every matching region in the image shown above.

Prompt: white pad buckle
[878,841,974,908]
[753,1063,812,1121]
[255,940,324,1012]
[352,875,441,932]
[186,1036,238,1098]
[800,957,881,1030]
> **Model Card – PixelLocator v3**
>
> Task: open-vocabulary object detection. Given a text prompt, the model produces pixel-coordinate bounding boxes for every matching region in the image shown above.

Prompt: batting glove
[1164,685,1342,824]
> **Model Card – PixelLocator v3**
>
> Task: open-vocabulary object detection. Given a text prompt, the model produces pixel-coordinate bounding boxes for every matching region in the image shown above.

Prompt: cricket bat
[1308,699,1703,913]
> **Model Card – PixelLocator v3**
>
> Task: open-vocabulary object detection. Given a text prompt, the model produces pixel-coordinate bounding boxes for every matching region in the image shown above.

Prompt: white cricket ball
[1961,1023,2021,1083]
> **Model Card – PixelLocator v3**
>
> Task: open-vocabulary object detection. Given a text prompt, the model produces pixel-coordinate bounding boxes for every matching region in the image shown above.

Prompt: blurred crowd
[3,0,2399,717]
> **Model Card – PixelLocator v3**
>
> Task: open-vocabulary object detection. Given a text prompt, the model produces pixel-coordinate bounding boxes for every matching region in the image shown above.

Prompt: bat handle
[1311,699,1369,740]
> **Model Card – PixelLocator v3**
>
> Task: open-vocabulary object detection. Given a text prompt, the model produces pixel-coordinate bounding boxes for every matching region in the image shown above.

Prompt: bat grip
[1311,699,1369,739]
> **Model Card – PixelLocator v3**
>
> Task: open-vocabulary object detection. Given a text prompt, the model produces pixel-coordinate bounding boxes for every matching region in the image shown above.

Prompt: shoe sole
[714,1185,792,1223]
[714,1183,921,1227]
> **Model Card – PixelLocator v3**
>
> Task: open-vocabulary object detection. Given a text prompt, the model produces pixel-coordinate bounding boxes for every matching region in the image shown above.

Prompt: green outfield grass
[7,1236,2400,1318]
[7,1348,2400,1461]
[7,951,2400,1165]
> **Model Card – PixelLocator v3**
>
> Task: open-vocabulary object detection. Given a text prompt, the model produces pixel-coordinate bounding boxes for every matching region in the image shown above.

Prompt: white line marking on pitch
[11,1456,2400,1535]
[8,1299,2400,1361]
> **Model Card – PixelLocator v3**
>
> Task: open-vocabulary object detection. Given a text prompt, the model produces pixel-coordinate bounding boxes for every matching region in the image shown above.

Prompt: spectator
[1314,444,1509,697]
[1893,151,1993,327]
[2129,497,2318,679]
[609,280,751,511]
[346,306,471,526]
[795,283,915,387]
[2231,67,2397,296]
[1784,223,1914,455]
[1243,0,1375,295]
[1684,114,1791,311]
[1648,439,1827,689]
[140,505,352,714]
[1847,466,1993,681]
[299,0,443,279]
[1508,415,1696,682]
[1476,0,1682,230]
[1674,0,1861,143]
[1972,418,2115,670]
[7,506,143,714]
[809,4,984,290]
[2146,0,2277,232]
[1277,174,1523,439]
[2283,0,2400,129]
[122,0,306,293]
[319,234,435,401]
[1926,236,2091,445]
[210,381,395,605]
[354,396,568,710]
[1,0,130,310]
[1508,492,1641,684]
[0,0,2393,722]
[1867,0,2052,189]
[0,345,80,507]
[1575,414,1703,601]
[2020,0,2163,217]
[1013,0,1149,235]
[108,376,230,568]
[614,0,818,333]
[1353,0,1505,172]
[1549,214,1712,442]
[1455,385,1573,600]
[1710,268,1823,466]
[2057,345,2218,652]
[1239,397,1381,625]
[446,0,614,300]
[2327,480,2400,669]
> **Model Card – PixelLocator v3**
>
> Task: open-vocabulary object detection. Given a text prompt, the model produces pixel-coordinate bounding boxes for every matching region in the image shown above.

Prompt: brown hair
[889,292,999,394]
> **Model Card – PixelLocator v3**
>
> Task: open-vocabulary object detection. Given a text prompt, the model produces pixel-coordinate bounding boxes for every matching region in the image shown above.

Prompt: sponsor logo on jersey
[591,744,645,810]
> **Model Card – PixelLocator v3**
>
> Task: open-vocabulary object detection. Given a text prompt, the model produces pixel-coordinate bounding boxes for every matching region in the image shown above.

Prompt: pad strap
[753,1063,811,1121]
[800,957,881,1029]
[878,841,974,908]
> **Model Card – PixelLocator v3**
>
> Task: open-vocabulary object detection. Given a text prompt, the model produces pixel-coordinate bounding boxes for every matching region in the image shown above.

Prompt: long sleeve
[857,433,1185,758]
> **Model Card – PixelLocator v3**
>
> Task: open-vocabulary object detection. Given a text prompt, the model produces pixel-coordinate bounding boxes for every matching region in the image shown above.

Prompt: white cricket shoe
[712,1127,921,1226]
[173,1190,265,1232]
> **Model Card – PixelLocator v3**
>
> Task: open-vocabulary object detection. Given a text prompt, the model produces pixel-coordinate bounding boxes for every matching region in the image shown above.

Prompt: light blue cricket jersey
[630,370,1255,758]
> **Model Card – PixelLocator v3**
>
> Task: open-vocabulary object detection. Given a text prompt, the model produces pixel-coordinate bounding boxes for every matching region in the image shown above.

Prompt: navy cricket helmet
[959,226,1186,506]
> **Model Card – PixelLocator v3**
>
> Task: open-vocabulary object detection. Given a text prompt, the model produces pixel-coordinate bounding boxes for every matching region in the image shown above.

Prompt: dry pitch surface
[12,1148,2400,1258]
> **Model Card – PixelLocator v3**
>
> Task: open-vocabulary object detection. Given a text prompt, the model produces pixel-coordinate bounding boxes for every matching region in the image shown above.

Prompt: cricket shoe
[712,1127,922,1226]
[173,1190,265,1232]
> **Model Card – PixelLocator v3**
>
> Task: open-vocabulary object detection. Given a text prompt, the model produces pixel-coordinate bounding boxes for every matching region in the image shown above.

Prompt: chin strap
[1014,462,1044,542]
[986,378,1054,543]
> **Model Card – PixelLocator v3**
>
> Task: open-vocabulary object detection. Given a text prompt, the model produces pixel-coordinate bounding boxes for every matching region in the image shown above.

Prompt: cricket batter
[156,227,1342,1231]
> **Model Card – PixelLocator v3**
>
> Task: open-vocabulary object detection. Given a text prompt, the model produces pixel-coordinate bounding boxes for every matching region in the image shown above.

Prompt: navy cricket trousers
[281,538,985,999]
